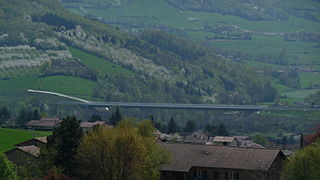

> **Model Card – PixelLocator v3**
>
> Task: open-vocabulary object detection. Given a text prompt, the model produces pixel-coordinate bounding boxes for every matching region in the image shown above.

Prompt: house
[240,140,265,149]
[209,136,240,146]
[26,117,60,130]
[159,143,285,180]
[14,136,47,147]
[5,145,40,166]
[184,130,209,144]
[80,121,110,132]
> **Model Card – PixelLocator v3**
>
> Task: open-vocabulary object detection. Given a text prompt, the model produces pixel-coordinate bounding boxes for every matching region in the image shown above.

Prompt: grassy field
[68,46,135,77]
[0,75,98,100]
[0,128,51,152]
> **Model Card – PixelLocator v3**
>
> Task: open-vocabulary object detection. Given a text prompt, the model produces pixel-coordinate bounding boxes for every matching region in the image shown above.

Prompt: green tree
[46,116,83,177]
[88,114,103,122]
[17,108,33,126]
[183,120,196,133]
[0,152,18,180]
[252,133,268,147]
[0,106,10,125]
[167,116,178,134]
[76,119,169,180]
[32,108,41,120]
[216,123,229,136]
[109,107,122,126]
[281,145,320,180]
[204,123,216,136]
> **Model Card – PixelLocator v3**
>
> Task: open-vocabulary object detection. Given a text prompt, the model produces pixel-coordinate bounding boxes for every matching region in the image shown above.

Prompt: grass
[279,89,320,103]
[0,128,51,152]
[0,75,98,100]
[38,76,97,99]
[68,46,135,77]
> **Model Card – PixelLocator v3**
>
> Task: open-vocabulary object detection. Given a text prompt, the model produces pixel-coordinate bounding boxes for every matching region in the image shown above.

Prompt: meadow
[0,128,51,152]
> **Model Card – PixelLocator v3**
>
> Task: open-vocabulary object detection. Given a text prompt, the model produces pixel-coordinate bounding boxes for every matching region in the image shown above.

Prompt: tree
[76,119,169,180]
[252,134,268,147]
[109,107,122,126]
[183,120,196,133]
[0,152,18,180]
[32,108,41,120]
[167,116,178,134]
[17,108,33,126]
[216,123,228,136]
[205,123,216,136]
[150,115,161,130]
[46,116,83,177]
[0,106,10,125]
[88,114,103,122]
[281,145,320,180]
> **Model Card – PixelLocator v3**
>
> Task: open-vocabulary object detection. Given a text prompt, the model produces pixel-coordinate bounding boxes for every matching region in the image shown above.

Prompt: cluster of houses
[6,117,287,180]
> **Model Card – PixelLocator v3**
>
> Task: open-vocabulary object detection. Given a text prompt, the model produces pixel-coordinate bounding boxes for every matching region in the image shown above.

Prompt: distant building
[5,145,40,166]
[208,136,240,146]
[159,143,285,180]
[26,117,61,130]
[14,137,47,147]
[184,130,209,144]
[80,121,111,132]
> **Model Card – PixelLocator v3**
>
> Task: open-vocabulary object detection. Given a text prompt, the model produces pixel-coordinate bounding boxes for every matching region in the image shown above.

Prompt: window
[225,172,239,180]
[213,171,219,180]
[194,169,207,178]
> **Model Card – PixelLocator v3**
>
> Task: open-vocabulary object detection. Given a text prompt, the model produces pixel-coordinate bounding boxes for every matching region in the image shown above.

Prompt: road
[28,89,320,111]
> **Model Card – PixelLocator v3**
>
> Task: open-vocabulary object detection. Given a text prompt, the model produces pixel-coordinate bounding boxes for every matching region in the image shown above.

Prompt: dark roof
[17,145,40,157]
[14,136,47,147]
[159,143,284,172]
[26,117,60,128]
[6,145,40,157]
[184,130,208,144]
[212,136,238,143]
[80,121,107,128]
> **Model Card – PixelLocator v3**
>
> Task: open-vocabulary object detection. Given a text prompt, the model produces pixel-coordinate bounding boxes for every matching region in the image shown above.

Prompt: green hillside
[60,0,320,105]
[0,0,277,106]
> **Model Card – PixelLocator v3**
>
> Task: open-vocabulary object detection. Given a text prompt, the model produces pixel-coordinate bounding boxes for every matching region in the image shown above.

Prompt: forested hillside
[0,0,276,105]
[61,0,320,105]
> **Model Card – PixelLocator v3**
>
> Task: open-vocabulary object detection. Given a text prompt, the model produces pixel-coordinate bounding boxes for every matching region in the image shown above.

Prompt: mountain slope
[0,0,276,104]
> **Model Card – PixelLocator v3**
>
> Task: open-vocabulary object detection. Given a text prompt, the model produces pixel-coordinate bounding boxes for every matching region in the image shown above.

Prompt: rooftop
[159,143,284,172]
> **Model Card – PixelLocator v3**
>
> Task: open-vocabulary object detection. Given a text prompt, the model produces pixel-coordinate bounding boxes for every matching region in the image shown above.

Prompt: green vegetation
[62,0,320,105]
[281,145,320,180]
[0,128,51,152]
[0,152,18,180]
[68,46,135,77]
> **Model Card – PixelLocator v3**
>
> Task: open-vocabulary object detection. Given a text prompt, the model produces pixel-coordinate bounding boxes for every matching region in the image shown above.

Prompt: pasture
[0,128,51,152]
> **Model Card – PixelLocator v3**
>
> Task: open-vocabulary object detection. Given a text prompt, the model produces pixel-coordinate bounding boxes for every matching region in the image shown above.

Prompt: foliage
[167,116,178,134]
[252,133,268,147]
[17,108,43,126]
[183,120,196,133]
[46,116,83,177]
[0,152,18,180]
[88,114,103,122]
[34,170,71,180]
[216,123,229,136]
[109,107,122,126]
[0,106,10,125]
[305,91,320,105]
[281,145,320,180]
[76,119,169,180]
[205,123,217,137]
